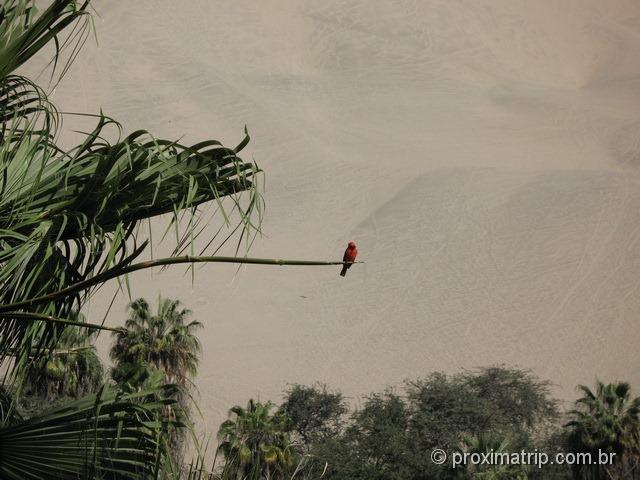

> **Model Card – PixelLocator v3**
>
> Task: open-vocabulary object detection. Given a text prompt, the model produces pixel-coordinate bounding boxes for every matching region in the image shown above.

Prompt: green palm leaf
[0,0,90,81]
[0,384,182,479]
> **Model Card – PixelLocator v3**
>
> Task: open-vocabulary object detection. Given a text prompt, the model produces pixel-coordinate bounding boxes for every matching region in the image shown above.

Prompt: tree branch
[0,256,363,312]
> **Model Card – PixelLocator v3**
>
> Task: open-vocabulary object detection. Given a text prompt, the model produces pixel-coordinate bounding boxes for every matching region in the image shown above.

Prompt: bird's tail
[340,264,348,277]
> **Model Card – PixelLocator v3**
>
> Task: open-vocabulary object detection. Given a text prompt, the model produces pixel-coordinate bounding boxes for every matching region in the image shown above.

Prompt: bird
[340,241,358,277]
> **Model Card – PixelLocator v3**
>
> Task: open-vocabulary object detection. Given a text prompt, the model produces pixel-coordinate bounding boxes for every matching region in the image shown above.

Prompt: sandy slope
[21,0,640,443]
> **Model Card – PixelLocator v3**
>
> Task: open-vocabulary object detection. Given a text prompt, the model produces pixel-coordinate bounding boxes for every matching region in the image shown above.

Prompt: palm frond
[0,383,182,480]
[0,106,261,379]
[0,0,91,81]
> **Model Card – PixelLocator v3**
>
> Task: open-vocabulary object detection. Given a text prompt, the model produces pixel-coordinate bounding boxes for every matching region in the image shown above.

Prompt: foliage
[111,297,202,388]
[212,373,640,480]
[0,0,260,385]
[320,390,412,480]
[279,383,347,446]
[110,296,203,463]
[453,434,529,480]
[217,399,295,480]
[565,381,640,479]
[22,313,104,400]
[406,367,558,454]
[461,366,560,432]
[0,386,22,427]
[0,383,184,479]
[283,367,559,480]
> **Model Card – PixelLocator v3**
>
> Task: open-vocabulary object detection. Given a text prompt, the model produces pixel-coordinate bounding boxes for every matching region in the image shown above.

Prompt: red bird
[340,241,358,277]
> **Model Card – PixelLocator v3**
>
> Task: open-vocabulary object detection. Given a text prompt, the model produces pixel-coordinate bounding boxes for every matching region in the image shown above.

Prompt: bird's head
[348,241,356,248]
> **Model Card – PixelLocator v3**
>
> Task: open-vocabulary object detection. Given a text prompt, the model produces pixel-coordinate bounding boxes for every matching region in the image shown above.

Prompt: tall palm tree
[566,381,640,479]
[110,297,203,465]
[111,297,202,388]
[218,399,295,480]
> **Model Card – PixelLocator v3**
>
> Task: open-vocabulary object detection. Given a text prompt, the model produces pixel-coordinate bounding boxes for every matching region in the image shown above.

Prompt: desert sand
[22,0,640,445]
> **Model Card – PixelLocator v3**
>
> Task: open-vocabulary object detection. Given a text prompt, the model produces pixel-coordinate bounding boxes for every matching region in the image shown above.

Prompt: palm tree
[111,297,202,388]
[19,313,104,413]
[217,399,295,480]
[110,297,203,463]
[565,381,640,479]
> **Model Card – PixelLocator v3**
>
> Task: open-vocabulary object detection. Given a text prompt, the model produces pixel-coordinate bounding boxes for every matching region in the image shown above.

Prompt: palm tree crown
[566,381,640,454]
[24,313,104,400]
[111,297,202,386]
[565,381,640,479]
[218,399,295,480]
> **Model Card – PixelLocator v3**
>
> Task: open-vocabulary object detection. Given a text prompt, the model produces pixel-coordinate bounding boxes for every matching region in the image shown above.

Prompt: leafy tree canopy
[282,367,559,480]
[279,383,347,445]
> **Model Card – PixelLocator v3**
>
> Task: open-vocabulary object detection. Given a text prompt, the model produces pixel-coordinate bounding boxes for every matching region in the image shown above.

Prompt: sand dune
[20,0,640,442]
